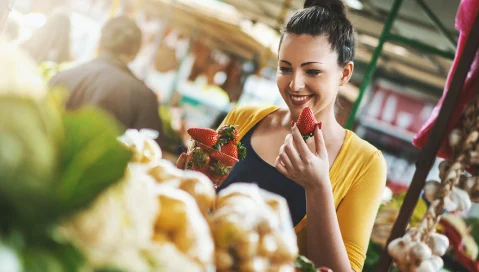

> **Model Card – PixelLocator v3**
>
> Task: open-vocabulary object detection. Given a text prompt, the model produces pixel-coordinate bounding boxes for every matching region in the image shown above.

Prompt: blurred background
[1,0,478,270]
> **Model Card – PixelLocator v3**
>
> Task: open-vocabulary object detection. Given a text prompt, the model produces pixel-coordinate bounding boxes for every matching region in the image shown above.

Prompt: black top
[218,124,306,226]
[49,53,165,146]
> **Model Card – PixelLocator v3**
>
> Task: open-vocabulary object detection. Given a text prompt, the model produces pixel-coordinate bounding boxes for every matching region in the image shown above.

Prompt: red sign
[363,83,436,134]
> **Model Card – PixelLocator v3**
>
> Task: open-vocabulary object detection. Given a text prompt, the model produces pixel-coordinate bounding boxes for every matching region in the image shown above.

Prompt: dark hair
[280,0,355,67]
[100,16,142,57]
[21,13,71,63]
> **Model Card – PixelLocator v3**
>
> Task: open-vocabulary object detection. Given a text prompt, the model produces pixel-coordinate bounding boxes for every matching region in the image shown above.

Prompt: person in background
[21,12,71,64]
[49,16,165,146]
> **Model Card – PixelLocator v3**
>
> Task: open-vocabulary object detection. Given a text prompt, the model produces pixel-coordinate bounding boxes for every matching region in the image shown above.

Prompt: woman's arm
[276,125,386,271]
[275,125,351,271]
[305,183,352,272]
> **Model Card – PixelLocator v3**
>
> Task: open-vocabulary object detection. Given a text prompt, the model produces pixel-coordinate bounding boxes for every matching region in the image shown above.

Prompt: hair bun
[304,0,347,17]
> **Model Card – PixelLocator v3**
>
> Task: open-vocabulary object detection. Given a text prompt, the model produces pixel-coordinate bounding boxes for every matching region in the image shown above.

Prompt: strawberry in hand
[218,125,239,144]
[293,106,320,142]
[187,128,219,147]
[187,147,211,171]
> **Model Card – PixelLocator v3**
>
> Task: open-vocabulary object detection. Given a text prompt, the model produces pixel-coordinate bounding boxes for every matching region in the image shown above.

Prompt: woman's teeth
[291,95,310,101]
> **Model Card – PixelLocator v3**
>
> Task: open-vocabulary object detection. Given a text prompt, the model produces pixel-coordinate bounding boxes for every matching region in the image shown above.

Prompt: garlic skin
[438,161,449,180]
[388,238,411,264]
[424,181,441,203]
[413,260,436,272]
[428,255,444,271]
[444,187,472,212]
[427,233,449,256]
[450,187,472,212]
[449,128,463,149]
[409,242,432,265]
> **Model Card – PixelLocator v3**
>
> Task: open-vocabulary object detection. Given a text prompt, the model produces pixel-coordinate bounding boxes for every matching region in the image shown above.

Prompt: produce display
[185,125,246,187]
[388,95,479,272]
[210,184,298,272]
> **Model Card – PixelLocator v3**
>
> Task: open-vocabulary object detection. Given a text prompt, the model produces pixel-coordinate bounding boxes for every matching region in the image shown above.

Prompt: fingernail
[177,145,185,154]
[290,120,295,127]
[316,122,322,130]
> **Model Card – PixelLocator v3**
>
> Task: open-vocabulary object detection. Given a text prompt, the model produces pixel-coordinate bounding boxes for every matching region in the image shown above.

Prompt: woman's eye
[279,67,292,73]
[306,69,321,76]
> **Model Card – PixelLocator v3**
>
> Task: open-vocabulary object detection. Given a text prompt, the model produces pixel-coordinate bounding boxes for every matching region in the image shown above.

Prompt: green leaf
[295,255,317,272]
[57,107,132,214]
[0,96,63,225]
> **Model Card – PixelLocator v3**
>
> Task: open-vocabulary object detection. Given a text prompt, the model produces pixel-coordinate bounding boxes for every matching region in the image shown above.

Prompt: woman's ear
[339,61,354,86]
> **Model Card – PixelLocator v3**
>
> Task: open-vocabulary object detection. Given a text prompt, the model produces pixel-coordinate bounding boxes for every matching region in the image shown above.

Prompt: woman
[180,0,386,271]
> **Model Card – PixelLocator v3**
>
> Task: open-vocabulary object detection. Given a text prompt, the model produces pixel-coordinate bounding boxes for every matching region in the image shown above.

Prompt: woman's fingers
[275,156,289,176]
[291,125,312,159]
[176,152,187,169]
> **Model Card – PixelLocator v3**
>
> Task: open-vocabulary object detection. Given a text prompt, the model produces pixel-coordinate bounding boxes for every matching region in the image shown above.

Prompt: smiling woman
[178,0,387,271]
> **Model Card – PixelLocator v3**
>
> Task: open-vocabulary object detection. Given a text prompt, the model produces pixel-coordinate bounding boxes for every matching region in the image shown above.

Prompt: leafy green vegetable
[56,107,132,214]
[295,255,317,272]
[0,97,131,230]
[0,96,63,225]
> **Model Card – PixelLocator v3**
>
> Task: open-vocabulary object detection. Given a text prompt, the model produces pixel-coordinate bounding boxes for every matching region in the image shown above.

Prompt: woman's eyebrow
[301,61,323,67]
[280,60,292,65]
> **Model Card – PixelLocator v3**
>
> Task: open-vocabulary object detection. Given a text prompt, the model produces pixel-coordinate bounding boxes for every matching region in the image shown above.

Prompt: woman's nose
[289,72,305,91]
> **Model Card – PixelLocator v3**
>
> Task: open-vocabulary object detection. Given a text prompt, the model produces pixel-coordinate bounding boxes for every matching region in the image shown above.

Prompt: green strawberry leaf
[237,142,247,160]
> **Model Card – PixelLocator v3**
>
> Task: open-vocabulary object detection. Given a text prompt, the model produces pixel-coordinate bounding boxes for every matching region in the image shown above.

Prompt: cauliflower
[58,163,159,271]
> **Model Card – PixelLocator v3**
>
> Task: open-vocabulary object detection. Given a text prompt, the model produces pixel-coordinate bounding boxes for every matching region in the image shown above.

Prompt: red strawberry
[209,161,232,181]
[295,107,318,141]
[210,141,246,166]
[187,128,218,147]
[187,147,211,171]
[221,142,238,158]
[218,125,239,144]
[211,151,238,166]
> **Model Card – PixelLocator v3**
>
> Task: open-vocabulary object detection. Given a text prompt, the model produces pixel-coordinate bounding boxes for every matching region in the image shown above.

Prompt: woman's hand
[275,124,330,191]
[176,153,187,169]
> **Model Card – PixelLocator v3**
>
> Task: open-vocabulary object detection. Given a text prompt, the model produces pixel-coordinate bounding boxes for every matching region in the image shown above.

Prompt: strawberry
[209,161,232,180]
[218,125,239,144]
[187,128,219,147]
[210,141,247,165]
[294,106,318,141]
[211,151,238,166]
[220,141,238,158]
[187,147,210,171]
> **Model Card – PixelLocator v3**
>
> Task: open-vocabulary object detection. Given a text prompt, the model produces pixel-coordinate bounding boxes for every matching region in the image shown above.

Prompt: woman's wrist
[304,176,332,196]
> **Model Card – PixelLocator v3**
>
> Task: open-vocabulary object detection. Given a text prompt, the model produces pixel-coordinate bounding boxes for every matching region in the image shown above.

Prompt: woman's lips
[290,94,313,106]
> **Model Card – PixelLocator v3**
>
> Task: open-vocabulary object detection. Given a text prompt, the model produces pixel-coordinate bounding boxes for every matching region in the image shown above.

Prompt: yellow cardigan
[220,105,387,271]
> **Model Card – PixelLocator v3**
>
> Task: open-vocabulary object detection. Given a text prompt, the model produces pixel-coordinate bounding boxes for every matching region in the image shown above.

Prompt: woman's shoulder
[221,105,280,140]
[226,105,280,122]
[342,130,387,181]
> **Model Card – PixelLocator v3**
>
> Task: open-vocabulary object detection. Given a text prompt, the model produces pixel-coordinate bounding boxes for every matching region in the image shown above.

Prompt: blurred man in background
[49,16,165,146]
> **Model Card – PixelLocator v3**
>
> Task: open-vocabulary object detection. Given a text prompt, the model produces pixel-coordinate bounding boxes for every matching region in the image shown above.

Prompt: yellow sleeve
[336,150,387,271]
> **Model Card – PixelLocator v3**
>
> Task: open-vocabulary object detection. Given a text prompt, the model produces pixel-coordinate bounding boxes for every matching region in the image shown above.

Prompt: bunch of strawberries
[185,125,246,186]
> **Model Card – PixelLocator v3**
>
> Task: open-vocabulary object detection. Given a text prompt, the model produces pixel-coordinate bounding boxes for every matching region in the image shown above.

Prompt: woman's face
[276,34,352,119]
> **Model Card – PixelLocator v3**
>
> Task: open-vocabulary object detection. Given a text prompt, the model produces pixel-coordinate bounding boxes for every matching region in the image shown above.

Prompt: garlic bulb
[438,160,449,180]
[427,233,449,256]
[428,255,444,271]
[413,260,436,272]
[449,128,463,149]
[424,181,441,203]
[388,237,412,264]
[409,242,432,264]
[450,187,472,212]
